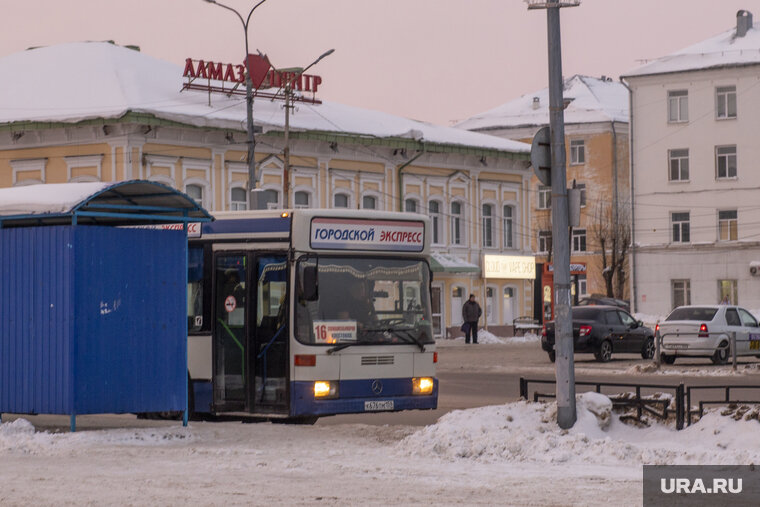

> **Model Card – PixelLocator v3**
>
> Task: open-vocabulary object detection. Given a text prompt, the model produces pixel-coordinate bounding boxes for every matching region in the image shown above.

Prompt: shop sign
[182,54,323,92]
[483,254,536,279]
[310,218,424,252]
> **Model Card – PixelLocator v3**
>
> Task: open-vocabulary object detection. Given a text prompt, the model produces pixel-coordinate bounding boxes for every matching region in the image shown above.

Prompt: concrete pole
[546,0,576,429]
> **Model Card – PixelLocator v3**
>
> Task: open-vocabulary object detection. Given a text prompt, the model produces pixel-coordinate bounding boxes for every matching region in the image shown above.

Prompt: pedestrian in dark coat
[461,294,482,344]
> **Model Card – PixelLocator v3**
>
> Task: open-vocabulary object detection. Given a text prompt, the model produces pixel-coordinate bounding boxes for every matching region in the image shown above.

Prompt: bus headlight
[412,377,434,395]
[314,381,338,399]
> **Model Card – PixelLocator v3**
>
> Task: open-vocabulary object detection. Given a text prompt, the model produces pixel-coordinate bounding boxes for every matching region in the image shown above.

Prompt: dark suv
[540,305,655,362]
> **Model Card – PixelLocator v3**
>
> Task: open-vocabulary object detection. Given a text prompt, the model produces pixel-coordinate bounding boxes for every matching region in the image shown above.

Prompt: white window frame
[294,189,312,209]
[572,228,587,252]
[229,185,248,211]
[671,211,690,244]
[64,154,103,182]
[333,192,351,208]
[405,198,419,214]
[185,182,207,210]
[668,90,688,123]
[482,203,495,248]
[428,199,444,246]
[718,210,738,242]
[450,201,465,246]
[672,279,691,309]
[716,85,737,120]
[575,183,587,207]
[570,140,585,165]
[537,185,551,210]
[668,149,690,182]
[538,230,551,253]
[11,158,47,185]
[502,204,515,249]
[715,145,737,179]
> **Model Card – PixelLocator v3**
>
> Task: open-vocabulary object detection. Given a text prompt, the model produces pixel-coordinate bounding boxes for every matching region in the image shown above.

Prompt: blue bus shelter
[0,180,211,431]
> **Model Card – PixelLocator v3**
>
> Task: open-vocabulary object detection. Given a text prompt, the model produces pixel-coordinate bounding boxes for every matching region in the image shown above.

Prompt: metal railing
[520,377,760,430]
[686,384,760,426]
[655,331,737,370]
[519,377,686,429]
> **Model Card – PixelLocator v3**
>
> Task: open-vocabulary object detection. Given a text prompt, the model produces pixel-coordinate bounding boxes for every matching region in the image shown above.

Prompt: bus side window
[188,246,205,332]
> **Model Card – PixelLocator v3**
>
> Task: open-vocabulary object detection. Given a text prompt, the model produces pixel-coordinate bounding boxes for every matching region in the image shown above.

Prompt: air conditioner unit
[751,266,759,276]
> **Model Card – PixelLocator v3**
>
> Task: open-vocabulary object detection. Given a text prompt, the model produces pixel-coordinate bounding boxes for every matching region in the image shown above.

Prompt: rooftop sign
[181,53,323,104]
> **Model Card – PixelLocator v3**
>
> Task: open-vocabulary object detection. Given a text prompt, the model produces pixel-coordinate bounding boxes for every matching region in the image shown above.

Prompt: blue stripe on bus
[201,217,291,236]
[290,378,438,416]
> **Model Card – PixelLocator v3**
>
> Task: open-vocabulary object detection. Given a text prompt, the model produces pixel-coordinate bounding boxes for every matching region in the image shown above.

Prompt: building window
[482,204,494,248]
[405,198,418,213]
[672,279,691,309]
[576,183,587,207]
[716,86,737,119]
[668,90,688,123]
[451,201,463,245]
[668,149,689,181]
[577,275,588,297]
[716,146,737,179]
[538,185,551,209]
[671,212,690,243]
[718,210,738,241]
[570,140,585,165]
[718,280,738,305]
[572,228,586,252]
[186,184,204,209]
[429,200,442,245]
[255,189,279,210]
[362,195,377,209]
[503,205,514,248]
[334,193,349,208]
[538,230,552,253]
[230,187,247,210]
[294,191,310,208]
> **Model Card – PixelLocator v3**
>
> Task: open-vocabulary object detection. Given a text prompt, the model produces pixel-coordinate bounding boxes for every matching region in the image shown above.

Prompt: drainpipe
[619,77,636,312]
[396,143,426,211]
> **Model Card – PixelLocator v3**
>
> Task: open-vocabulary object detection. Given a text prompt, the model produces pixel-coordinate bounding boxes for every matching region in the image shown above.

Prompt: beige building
[457,75,631,318]
[0,41,534,338]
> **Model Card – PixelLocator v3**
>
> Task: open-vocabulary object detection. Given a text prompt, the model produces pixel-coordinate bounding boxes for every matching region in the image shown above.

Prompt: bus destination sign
[310,218,424,252]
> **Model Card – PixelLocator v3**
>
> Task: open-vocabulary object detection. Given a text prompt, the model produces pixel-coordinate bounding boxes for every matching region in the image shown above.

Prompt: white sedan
[657,305,760,364]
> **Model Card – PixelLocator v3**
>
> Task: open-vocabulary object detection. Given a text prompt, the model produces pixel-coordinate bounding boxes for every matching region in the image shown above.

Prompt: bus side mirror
[302,265,319,301]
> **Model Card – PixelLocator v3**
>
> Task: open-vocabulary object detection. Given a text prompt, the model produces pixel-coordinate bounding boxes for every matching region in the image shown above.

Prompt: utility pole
[203,0,268,208]
[528,0,579,429]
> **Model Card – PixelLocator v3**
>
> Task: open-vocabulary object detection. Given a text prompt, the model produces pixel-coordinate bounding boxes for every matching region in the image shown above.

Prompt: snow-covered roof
[455,75,629,131]
[623,19,760,78]
[0,42,528,155]
[0,180,211,226]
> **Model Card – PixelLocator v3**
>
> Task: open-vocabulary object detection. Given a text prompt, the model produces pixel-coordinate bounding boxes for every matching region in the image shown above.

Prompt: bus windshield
[296,256,434,346]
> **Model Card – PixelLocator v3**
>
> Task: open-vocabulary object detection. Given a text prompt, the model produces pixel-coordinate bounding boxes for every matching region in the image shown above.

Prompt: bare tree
[590,195,631,299]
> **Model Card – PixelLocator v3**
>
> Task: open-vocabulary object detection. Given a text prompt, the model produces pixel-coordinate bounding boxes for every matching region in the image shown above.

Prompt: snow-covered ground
[2,393,758,505]
[436,330,540,346]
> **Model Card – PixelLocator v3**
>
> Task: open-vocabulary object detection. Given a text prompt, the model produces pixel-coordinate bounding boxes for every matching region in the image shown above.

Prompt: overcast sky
[2,0,757,125]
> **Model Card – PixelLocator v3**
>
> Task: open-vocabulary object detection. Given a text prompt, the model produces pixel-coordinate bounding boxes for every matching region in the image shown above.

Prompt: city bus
[185,209,438,423]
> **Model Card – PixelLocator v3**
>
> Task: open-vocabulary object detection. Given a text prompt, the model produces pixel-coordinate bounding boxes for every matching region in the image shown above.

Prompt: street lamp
[204,0,268,208]
[273,48,334,208]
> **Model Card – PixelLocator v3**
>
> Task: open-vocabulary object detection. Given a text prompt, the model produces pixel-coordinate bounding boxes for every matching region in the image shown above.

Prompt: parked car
[657,305,760,365]
[541,305,655,362]
[576,294,630,312]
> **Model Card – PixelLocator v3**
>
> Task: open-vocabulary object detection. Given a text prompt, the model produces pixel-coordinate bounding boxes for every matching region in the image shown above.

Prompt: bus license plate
[365,400,394,411]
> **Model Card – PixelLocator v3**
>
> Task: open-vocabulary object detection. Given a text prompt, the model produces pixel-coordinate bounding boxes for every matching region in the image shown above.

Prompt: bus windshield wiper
[393,328,426,352]
[363,326,426,352]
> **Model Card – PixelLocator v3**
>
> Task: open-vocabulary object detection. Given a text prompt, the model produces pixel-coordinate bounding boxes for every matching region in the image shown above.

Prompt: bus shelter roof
[0,180,212,228]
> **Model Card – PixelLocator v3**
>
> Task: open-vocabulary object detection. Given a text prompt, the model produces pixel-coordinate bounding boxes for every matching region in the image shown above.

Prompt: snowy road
[2,339,759,505]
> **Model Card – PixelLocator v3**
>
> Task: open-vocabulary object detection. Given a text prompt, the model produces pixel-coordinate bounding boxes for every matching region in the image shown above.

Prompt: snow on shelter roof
[622,19,760,78]
[0,180,211,227]
[0,42,528,155]
[455,75,628,131]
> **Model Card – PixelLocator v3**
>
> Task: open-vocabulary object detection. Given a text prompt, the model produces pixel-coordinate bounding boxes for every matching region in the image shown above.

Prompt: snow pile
[437,330,540,345]
[399,393,760,466]
[0,419,194,456]
[625,362,760,376]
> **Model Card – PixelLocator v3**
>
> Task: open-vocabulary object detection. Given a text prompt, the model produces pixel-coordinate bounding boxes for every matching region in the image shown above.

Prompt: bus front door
[213,253,248,411]
[249,254,289,415]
